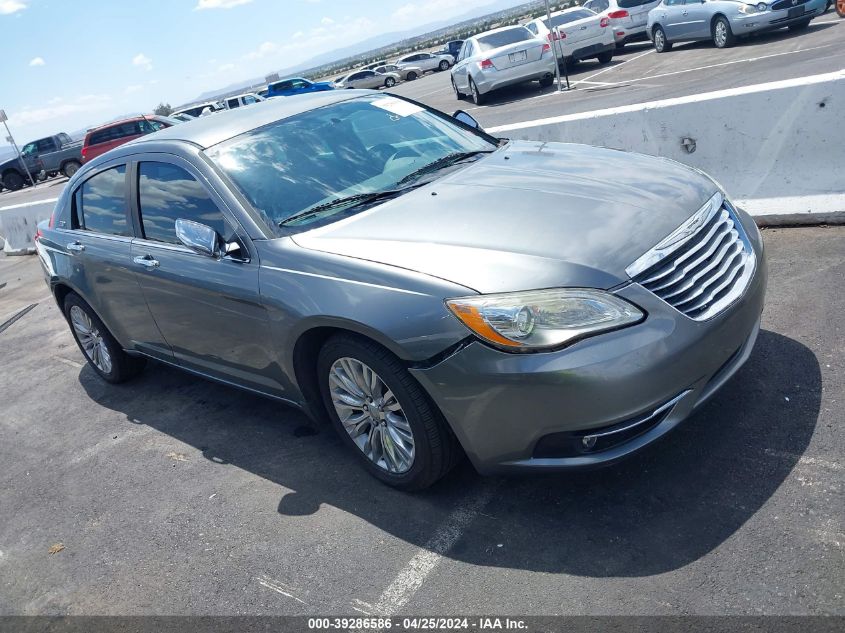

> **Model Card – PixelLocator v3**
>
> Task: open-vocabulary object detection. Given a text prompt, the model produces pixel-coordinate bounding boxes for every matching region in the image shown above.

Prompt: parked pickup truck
[0,149,43,192]
[28,133,84,179]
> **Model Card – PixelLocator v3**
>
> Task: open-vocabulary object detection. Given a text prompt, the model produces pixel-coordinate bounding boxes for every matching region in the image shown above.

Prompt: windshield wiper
[279,187,416,227]
[396,150,492,186]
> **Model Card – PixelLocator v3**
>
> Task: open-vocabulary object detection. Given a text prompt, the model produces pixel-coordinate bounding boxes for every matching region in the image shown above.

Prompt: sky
[0,0,506,148]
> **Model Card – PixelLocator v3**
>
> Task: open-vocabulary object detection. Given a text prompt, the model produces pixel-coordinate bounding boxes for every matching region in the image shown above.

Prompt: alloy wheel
[654,29,665,52]
[715,21,727,47]
[329,357,415,473]
[70,305,113,374]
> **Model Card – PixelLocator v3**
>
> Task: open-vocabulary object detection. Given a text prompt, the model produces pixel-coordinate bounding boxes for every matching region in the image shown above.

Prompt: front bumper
[474,56,556,94]
[731,0,823,32]
[411,213,767,474]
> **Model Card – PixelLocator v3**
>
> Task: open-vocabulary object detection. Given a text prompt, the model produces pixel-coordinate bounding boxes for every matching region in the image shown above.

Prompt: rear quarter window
[546,9,596,28]
[76,166,132,236]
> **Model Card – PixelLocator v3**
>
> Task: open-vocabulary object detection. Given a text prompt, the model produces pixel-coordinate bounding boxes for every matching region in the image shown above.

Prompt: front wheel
[317,335,459,490]
[64,293,146,383]
[713,16,735,48]
[62,160,81,179]
[597,50,614,64]
[653,26,672,53]
[788,18,811,30]
[438,59,450,71]
[451,76,464,100]
[2,171,24,191]
[384,76,396,88]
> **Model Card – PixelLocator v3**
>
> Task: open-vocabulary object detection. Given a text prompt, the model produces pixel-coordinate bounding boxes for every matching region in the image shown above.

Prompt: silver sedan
[647,0,827,51]
[450,25,556,105]
[334,69,401,89]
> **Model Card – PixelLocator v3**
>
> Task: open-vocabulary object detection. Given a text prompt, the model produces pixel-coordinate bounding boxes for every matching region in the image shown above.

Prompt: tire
[384,77,396,88]
[469,77,485,105]
[2,170,24,191]
[438,59,450,71]
[712,16,735,48]
[788,18,811,30]
[451,76,464,100]
[837,0,845,17]
[615,41,626,50]
[653,25,672,53]
[406,71,418,81]
[63,292,146,384]
[597,50,614,64]
[317,335,459,490]
[539,73,554,88]
[62,160,81,179]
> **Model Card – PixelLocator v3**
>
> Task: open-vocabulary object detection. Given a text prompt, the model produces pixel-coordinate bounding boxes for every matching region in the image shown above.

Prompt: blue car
[647,0,826,52]
[266,77,334,98]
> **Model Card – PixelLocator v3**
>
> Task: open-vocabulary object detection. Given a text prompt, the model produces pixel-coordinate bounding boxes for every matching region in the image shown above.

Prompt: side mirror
[175,219,220,258]
[453,110,481,130]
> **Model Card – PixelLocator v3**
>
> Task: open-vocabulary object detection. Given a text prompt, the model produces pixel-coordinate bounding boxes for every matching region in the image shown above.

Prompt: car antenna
[544,0,571,92]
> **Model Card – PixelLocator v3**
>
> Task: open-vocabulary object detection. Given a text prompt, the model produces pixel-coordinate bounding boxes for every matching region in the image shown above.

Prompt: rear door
[129,156,278,394]
[61,160,169,357]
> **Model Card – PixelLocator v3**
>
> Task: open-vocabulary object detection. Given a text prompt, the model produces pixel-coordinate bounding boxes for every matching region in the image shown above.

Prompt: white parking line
[0,197,59,213]
[570,49,654,87]
[373,485,494,615]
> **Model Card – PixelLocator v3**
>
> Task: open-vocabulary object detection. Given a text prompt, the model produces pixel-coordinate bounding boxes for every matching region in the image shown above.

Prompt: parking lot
[1,223,843,615]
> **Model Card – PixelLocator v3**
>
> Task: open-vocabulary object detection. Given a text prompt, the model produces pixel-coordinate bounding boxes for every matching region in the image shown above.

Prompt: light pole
[0,109,37,188]
[544,0,571,92]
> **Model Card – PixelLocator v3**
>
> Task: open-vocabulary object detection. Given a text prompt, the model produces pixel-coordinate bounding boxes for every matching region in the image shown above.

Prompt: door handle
[133,255,160,269]
[682,10,688,14]
[67,241,85,252]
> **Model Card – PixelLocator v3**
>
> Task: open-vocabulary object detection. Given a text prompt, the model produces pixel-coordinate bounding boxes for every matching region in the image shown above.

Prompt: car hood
[292,140,719,294]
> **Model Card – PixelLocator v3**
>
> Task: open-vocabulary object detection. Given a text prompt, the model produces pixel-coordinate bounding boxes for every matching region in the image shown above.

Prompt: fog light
[582,435,597,450]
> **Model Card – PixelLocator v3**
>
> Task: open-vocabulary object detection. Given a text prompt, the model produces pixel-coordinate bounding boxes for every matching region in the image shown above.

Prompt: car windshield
[476,28,534,52]
[544,9,595,28]
[206,95,496,235]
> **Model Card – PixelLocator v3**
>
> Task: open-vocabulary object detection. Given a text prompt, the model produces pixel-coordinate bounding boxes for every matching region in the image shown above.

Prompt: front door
[128,157,281,395]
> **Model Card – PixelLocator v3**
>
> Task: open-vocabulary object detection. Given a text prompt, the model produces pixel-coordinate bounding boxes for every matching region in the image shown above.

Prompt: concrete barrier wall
[0,199,57,255]
[488,70,845,223]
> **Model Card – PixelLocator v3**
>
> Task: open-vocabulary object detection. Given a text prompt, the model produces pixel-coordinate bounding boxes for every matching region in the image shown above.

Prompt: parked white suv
[582,0,662,47]
[223,92,266,110]
[525,7,615,65]
[394,51,453,74]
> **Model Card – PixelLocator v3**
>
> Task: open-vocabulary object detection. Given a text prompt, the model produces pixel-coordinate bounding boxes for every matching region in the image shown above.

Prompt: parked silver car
[525,7,616,65]
[373,63,424,82]
[451,25,556,105]
[36,91,766,490]
[583,0,663,47]
[394,51,453,73]
[647,0,826,52]
[334,69,400,89]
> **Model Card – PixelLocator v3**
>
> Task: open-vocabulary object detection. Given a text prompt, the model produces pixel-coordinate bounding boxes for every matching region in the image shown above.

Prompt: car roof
[86,115,153,134]
[471,24,531,39]
[126,90,366,150]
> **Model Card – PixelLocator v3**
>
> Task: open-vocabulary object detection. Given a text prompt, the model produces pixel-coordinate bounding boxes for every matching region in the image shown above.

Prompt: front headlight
[738,2,765,13]
[445,288,644,351]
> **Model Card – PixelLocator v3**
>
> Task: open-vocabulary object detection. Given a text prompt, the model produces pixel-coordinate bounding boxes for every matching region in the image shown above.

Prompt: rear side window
[137,162,229,244]
[477,27,534,52]
[619,0,658,6]
[76,166,131,236]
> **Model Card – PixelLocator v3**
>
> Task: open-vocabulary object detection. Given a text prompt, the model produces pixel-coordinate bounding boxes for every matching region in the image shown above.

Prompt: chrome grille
[771,0,808,10]
[626,193,756,321]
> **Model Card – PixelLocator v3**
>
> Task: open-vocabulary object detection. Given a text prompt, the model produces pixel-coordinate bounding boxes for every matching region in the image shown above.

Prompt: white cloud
[132,53,153,71]
[218,63,236,72]
[0,0,27,15]
[391,0,494,26]
[195,0,251,9]
[124,84,144,94]
[242,41,279,60]
[10,94,112,127]
[320,16,334,25]
[28,56,45,67]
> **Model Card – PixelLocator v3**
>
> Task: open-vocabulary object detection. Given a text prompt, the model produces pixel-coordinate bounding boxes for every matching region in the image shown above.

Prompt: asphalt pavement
[1,226,842,615]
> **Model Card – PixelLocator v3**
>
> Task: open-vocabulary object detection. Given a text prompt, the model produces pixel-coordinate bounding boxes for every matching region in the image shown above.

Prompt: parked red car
[81,115,175,163]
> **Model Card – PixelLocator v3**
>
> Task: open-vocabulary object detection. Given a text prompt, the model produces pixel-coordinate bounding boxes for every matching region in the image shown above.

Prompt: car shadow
[670,20,837,53]
[77,329,820,576]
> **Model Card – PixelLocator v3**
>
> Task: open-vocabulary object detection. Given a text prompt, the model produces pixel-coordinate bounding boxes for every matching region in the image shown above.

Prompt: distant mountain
[193,0,539,102]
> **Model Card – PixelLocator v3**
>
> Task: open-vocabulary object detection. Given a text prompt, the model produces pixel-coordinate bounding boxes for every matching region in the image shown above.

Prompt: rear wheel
[2,170,24,191]
[597,50,614,64]
[788,18,811,30]
[438,59,450,71]
[469,77,485,105]
[653,26,672,53]
[317,335,459,490]
[712,16,735,48]
[406,71,418,81]
[62,160,81,178]
[539,73,554,88]
[63,293,146,383]
[384,76,396,88]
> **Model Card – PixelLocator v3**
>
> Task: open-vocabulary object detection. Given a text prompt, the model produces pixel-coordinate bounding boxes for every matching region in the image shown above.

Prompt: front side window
[244,95,256,105]
[21,142,37,157]
[137,162,229,244]
[228,98,240,109]
[206,94,497,235]
[77,166,131,236]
